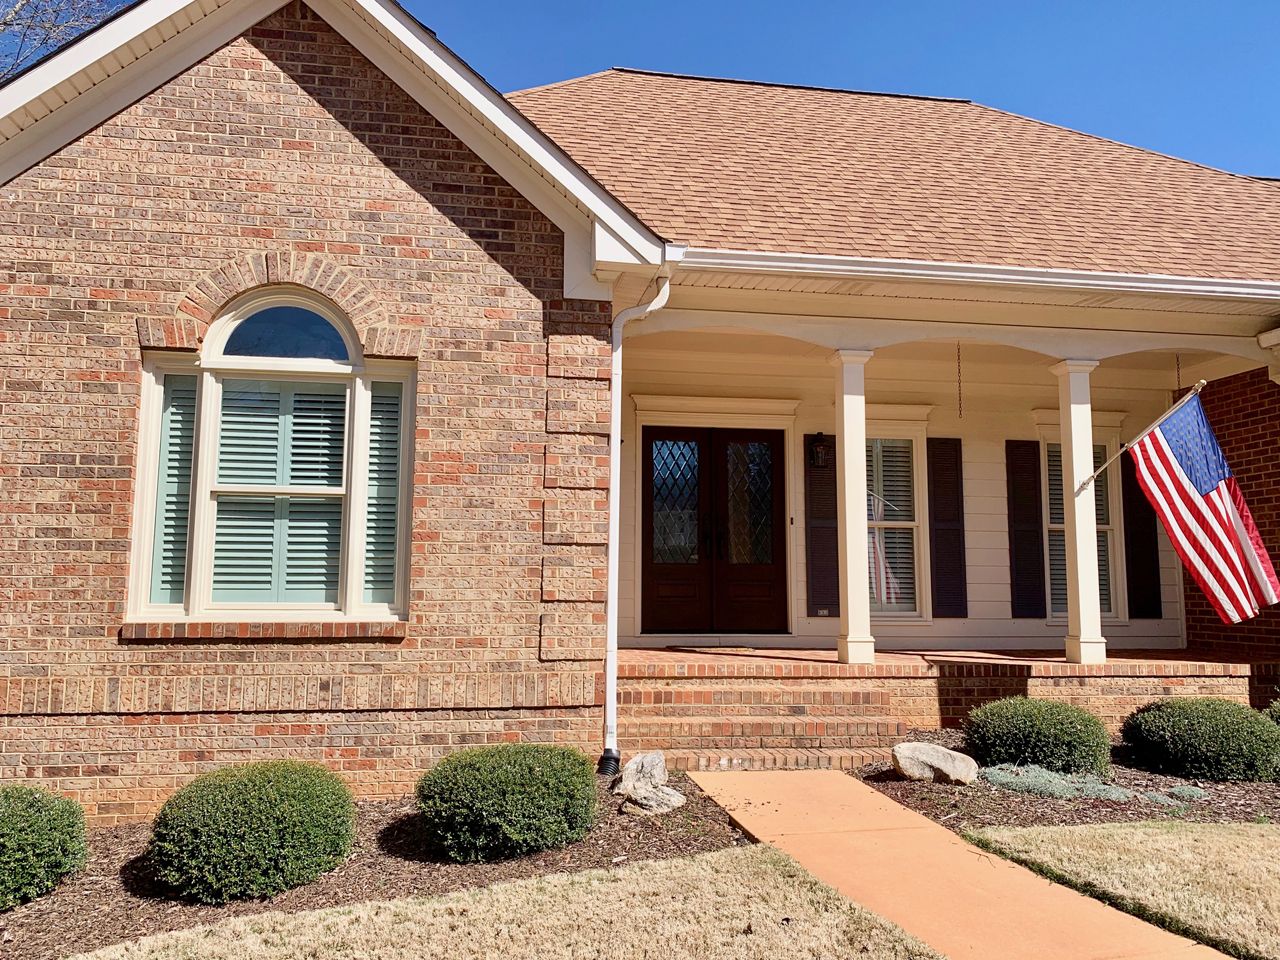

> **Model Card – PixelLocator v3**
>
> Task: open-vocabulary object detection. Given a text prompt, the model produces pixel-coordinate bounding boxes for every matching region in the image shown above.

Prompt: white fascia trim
[0,0,283,186]
[679,247,1280,302]
[0,0,232,119]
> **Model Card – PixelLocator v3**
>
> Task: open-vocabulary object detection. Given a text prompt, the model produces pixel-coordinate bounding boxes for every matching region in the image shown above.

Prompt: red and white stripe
[1131,428,1279,624]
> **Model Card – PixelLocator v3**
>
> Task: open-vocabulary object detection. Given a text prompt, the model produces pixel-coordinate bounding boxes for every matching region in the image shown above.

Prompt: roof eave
[678,247,1280,303]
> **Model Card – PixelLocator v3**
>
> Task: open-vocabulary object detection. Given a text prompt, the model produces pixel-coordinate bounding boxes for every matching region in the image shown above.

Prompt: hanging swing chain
[956,341,964,420]
[1176,352,1183,392]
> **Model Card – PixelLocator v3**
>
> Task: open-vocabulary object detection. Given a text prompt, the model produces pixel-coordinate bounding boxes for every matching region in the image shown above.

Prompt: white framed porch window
[1040,434,1125,621]
[129,288,413,622]
[866,411,931,618]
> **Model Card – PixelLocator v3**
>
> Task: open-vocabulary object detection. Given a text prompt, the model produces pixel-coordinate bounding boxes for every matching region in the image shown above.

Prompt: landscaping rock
[612,751,686,815]
[892,742,979,785]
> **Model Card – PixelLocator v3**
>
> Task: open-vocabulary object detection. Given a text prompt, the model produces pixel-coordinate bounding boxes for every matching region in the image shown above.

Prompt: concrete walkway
[690,770,1229,960]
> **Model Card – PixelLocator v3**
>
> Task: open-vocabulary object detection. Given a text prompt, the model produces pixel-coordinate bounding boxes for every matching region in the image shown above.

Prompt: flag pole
[1076,379,1208,493]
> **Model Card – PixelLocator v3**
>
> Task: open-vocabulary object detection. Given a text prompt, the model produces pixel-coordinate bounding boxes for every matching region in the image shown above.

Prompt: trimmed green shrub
[1266,699,1280,726]
[0,786,86,911]
[965,697,1110,775]
[148,761,355,904]
[1121,698,1280,782]
[416,744,597,863]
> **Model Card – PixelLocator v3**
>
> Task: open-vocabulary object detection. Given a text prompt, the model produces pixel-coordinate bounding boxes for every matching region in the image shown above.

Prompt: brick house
[3,0,1280,822]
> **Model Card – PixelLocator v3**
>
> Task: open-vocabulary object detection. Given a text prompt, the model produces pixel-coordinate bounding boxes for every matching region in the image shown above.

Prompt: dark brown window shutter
[927,438,967,617]
[1121,453,1164,619]
[804,433,839,617]
[1006,439,1047,619]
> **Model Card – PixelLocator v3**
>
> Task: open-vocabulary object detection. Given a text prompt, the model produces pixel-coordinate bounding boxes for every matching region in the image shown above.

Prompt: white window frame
[1034,413,1128,623]
[867,406,932,622]
[127,288,414,623]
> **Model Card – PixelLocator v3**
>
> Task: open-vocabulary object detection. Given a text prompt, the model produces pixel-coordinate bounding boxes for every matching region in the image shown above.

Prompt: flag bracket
[1076,379,1207,493]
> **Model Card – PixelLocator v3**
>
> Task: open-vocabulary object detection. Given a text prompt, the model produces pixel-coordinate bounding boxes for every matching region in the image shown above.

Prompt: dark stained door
[641,426,787,634]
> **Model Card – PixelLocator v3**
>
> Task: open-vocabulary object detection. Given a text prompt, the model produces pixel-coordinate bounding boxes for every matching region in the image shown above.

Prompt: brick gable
[0,0,611,821]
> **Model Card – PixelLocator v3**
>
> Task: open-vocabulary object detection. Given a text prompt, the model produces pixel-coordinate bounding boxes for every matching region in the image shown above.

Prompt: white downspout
[597,272,673,775]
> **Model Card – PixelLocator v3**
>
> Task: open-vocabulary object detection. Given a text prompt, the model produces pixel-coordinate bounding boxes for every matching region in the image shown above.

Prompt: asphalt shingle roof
[510,69,1280,282]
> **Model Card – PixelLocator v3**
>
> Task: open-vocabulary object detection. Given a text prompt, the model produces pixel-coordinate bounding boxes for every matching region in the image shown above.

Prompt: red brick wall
[0,2,611,822]
[1185,366,1280,656]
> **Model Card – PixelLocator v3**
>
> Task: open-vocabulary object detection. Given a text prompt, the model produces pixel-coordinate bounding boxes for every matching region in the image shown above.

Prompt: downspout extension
[597,274,673,777]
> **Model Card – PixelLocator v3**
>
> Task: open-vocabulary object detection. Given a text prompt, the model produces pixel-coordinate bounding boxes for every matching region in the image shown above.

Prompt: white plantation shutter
[865,438,919,613]
[285,498,343,602]
[210,379,347,605]
[150,375,197,604]
[1048,529,1068,613]
[364,383,402,603]
[1046,443,1113,615]
[866,439,914,522]
[212,497,278,602]
[218,381,282,484]
[288,386,346,486]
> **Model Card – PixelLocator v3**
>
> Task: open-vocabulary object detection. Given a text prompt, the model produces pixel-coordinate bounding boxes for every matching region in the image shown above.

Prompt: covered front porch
[617,323,1260,665]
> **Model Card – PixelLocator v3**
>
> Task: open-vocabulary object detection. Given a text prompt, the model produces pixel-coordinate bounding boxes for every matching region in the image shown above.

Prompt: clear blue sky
[407,0,1279,178]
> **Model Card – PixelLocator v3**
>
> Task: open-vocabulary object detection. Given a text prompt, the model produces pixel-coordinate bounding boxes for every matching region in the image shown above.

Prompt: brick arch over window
[139,252,423,359]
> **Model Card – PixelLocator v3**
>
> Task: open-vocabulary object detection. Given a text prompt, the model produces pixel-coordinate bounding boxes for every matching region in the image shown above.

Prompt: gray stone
[611,750,686,815]
[892,742,979,785]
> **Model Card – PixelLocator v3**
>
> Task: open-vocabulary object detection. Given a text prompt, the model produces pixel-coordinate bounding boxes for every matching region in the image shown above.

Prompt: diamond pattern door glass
[652,439,700,564]
[725,441,773,565]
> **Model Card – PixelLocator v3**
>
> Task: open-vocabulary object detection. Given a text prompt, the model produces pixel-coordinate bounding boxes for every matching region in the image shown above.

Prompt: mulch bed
[3,774,746,960]
[859,729,1280,834]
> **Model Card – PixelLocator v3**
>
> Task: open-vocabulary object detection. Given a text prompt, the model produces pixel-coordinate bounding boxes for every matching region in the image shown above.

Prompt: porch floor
[617,646,1279,772]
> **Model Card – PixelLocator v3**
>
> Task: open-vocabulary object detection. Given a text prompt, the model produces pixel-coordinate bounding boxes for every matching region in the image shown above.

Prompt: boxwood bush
[0,786,86,911]
[148,761,355,904]
[964,697,1110,775]
[416,744,596,863]
[1122,698,1280,781]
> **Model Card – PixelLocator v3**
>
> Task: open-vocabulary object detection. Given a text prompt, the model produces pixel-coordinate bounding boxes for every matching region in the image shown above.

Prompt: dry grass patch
[972,821,1280,960]
[72,846,942,960]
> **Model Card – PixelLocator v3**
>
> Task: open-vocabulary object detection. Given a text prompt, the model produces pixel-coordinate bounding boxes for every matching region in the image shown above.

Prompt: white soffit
[0,0,666,296]
[677,247,1280,310]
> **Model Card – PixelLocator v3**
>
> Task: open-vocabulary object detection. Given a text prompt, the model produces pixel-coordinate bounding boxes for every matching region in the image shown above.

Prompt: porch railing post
[1052,359,1108,664]
[834,349,876,664]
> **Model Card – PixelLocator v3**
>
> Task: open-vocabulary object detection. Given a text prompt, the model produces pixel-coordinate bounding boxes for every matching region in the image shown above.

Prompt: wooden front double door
[641,426,788,634]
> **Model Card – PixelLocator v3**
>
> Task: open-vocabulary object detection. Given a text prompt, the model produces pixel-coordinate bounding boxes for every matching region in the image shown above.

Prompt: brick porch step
[619,714,908,751]
[618,682,891,717]
[666,746,893,772]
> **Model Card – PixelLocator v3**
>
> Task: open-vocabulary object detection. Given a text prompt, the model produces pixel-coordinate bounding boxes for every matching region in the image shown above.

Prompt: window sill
[120,620,408,642]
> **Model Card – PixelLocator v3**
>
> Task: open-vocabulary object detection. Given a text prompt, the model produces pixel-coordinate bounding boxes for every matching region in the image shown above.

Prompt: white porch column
[834,349,875,664]
[1051,360,1107,664]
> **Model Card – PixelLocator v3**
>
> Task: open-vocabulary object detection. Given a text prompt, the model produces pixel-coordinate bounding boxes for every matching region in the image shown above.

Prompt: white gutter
[680,247,1280,301]
[597,270,674,775]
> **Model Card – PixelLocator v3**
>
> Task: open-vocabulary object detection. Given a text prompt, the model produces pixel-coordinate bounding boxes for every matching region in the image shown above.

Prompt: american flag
[1130,395,1280,624]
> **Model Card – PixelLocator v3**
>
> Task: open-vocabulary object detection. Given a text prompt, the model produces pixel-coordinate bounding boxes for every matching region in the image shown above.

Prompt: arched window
[223,305,350,361]
[131,288,411,621]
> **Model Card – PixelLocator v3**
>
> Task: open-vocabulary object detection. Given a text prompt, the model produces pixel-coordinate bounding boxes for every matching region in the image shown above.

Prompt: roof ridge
[969,101,1280,192]
[522,66,967,104]
[505,69,618,98]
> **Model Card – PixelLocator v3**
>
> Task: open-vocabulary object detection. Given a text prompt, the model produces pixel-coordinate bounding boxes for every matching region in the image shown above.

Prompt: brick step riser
[621,733,904,751]
[666,748,892,772]
[620,702,891,717]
